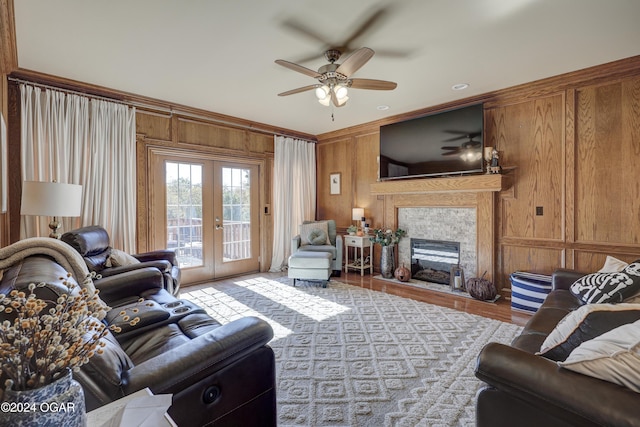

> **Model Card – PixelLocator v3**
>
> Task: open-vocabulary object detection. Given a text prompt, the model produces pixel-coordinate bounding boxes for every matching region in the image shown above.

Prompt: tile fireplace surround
[370,174,508,285]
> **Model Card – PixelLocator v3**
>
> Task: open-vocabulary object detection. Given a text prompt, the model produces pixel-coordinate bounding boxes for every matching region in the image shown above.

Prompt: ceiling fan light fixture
[318,96,331,106]
[334,85,349,100]
[337,95,349,106]
[315,85,329,100]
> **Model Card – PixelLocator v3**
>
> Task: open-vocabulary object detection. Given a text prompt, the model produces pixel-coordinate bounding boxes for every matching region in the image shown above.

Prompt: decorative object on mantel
[370,228,407,278]
[488,148,502,174]
[466,271,498,301]
[394,264,411,282]
[450,265,466,291]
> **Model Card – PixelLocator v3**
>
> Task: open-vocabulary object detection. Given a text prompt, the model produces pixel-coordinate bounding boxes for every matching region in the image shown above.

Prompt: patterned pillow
[570,260,640,304]
[308,229,329,245]
[299,222,330,246]
[559,320,640,392]
[538,303,640,361]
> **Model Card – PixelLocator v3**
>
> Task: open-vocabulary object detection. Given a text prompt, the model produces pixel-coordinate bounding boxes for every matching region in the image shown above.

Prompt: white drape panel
[20,85,89,239]
[20,84,137,251]
[81,100,137,252]
[269,135,316,272]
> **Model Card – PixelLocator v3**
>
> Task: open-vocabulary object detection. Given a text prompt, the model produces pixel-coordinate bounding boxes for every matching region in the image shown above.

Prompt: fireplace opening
[411,239,460,285]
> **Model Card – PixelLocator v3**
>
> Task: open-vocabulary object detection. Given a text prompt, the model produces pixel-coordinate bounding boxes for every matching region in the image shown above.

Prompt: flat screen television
[379,103,484,180]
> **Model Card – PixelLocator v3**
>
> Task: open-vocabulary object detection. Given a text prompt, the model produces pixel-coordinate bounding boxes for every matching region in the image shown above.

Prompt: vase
[380,245,395,279]
[2,369,87,427]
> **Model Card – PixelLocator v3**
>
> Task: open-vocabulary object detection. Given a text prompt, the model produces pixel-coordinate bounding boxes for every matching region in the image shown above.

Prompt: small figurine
[489,148,502,174]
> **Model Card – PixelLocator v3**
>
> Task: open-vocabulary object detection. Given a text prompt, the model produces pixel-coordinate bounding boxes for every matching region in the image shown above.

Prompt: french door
[152,153,260,284]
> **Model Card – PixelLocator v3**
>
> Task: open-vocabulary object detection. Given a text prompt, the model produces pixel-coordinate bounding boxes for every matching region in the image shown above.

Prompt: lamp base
[48,217,62,239]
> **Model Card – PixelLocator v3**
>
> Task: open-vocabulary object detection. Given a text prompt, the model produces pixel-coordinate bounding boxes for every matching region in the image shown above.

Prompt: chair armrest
[291,235,301,253]
[125,316,273,393]
[100,260,172,277]
[552,268,587,291]
[476,342,640,426]
[134,250,178,266]
[334,235,343,269]
[95,267,164,304]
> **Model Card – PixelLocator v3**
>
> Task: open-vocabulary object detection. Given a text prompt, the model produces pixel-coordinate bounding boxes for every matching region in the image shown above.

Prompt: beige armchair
[291,219,343,276]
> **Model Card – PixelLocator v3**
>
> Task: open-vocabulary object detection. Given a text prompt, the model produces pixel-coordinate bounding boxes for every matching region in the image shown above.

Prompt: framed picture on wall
[330,172,341,195]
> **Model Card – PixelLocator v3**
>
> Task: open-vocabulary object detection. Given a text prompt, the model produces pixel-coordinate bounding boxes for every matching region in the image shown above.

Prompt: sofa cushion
[570,260,640,304]
[303,220,336,246]
[308,228,329,246]
[559,319,640,393]
[106,248,141,267]
[538,303,640,361]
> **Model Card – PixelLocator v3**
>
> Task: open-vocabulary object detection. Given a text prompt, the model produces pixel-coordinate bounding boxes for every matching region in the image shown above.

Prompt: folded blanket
[0,237,97,297]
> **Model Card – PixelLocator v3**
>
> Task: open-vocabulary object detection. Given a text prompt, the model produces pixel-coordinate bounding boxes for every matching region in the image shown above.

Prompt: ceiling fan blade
[441,146,461,150]
[278,85,318,97]
[442,151,462,156]
[275,60,321,79]
[341,6,390,49]
[281,19,331,47]
[336,47,374,77]
[350,78,397,90]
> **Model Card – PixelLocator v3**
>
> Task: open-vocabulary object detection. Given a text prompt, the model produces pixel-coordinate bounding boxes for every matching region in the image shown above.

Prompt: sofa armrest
[99,260,172,277]
[125,316,274,393]
[476,342,640,427]
[95,267,164,304]
[552,268,587,291]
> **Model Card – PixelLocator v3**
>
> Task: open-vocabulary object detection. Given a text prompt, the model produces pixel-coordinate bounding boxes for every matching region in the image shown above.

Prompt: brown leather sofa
[475,269,640,427]
[0,254,277,427]
[61,225,181,296]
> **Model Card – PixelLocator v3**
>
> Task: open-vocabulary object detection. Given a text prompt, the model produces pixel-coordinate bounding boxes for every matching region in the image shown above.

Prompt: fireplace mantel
[374,174,506,286]
[370,174,508,195]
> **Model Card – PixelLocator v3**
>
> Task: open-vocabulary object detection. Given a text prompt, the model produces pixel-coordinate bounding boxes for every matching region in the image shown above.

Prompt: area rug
[181,277,521,427]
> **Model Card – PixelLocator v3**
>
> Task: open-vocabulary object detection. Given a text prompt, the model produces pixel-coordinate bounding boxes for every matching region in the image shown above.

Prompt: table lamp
[21,181,83,238]
[352,207,364,229]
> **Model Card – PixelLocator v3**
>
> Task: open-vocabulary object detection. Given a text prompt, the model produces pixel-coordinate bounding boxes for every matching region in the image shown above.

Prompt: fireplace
[411,239,460,285]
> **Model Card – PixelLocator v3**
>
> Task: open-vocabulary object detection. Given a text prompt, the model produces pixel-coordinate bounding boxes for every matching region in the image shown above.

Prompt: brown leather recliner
[61,225,181,297]
[0,255,277,427]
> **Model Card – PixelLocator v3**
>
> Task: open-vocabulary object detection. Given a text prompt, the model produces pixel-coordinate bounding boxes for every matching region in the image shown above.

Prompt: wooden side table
[344,234,374,276]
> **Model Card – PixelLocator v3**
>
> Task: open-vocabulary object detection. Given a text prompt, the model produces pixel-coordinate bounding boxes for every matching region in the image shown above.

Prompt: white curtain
[269,135,316,272]
[20,84,137,252]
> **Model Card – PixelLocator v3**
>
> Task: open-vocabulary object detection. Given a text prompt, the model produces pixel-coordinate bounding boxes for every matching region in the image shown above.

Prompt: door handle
[216,224,224,230]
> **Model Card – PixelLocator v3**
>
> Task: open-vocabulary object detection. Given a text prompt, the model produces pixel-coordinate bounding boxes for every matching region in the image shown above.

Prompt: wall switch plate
[536,206,543,216]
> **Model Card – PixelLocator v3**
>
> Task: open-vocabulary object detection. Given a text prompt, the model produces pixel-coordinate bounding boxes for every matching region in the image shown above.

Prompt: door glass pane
[222,166,251,261]
[166,162,203,268]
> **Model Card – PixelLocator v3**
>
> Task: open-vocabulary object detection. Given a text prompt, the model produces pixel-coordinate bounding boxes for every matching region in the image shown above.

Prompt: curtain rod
[9,77,315,142]
[8,77,129,106]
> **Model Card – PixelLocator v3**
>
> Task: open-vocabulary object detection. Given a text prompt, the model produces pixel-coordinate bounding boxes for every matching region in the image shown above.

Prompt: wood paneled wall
[316,56,640,288]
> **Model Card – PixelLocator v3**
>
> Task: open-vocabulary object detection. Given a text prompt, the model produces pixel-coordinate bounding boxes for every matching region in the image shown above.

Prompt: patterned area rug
[181,277,521,427]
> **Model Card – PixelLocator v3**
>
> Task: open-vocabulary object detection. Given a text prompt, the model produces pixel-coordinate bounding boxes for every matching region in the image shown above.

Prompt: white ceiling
[12,0,640,136]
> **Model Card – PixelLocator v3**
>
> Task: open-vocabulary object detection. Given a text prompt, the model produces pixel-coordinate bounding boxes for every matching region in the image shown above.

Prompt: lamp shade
[352,207,364,221]
[21,181,83,217]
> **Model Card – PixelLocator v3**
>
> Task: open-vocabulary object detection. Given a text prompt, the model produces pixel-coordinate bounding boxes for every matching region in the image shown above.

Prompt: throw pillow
[107,248,141,267]
[559,320,640,393]
[538,303,640,361]
[598,256,629,273]
[299,221,330,246]
[570,260,640,304]
[308,228,329,246]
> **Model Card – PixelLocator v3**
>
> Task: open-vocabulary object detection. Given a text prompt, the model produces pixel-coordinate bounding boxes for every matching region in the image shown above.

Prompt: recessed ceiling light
[377,105,390,111]
[452,83,469,91]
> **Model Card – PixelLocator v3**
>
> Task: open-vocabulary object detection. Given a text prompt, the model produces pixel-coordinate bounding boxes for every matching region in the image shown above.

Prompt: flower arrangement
[0,273,138,391]
[346,225,358,234]
[369,228,407,246]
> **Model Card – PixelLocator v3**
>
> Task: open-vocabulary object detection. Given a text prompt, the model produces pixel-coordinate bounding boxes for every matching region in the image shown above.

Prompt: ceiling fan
[441,132,482,157]
[275,47,397,108]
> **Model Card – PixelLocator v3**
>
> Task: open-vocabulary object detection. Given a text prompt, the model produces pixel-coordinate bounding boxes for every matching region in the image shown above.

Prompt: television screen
[379,103,484,180]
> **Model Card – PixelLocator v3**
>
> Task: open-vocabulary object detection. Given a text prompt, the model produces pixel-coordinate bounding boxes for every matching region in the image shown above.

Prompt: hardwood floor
[185,270,532,327]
